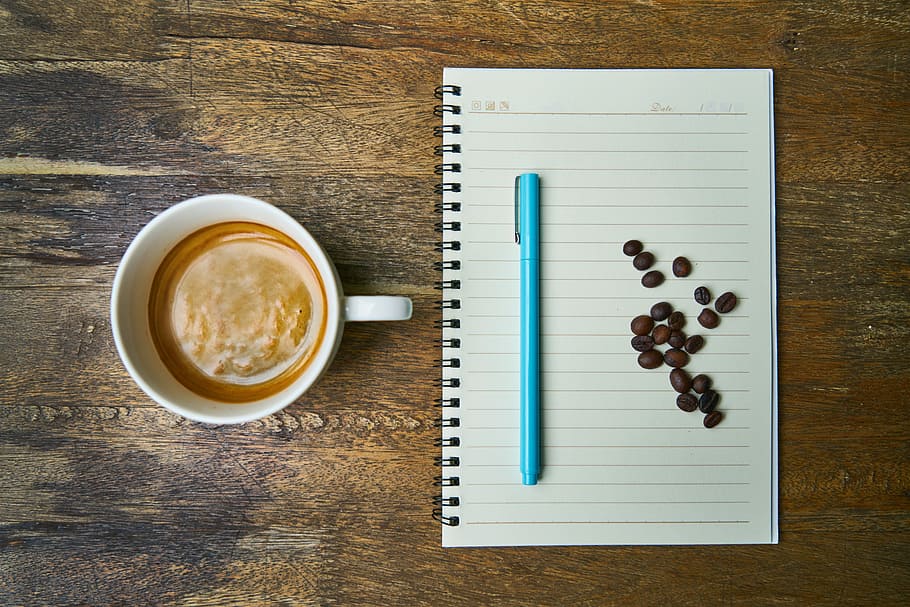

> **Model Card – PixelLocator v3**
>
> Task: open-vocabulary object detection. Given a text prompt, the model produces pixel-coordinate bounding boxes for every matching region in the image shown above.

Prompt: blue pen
[515,173,540,486]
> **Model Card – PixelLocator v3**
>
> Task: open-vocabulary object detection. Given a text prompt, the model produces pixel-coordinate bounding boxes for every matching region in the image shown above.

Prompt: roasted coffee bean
[663,348,689,368]
[637,349,663,369]
[650,301,673,321]
[697,308,719,329]
[677,393,698,412]
[694,286,711,305]
[672,256,692,277]
[641,270,664,288]
[667,311,685,330]
[652,324,670,345]
[631,335,655,352]
[623,239,644,256]
[684,334,705,354]
[633,251,655,271]
[715,291,738,314]
[668,330,686,349]
[703,410,723,428]
[631,315,654,336]
[669,368,692,393]
[698,389,719,413]
[692,374,712,394]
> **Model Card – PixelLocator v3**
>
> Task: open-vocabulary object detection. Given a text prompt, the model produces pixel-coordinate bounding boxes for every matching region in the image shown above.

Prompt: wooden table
[2,2,908,604]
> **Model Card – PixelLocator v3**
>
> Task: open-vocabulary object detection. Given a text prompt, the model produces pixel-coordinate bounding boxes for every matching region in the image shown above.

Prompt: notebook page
[440,68,777,547]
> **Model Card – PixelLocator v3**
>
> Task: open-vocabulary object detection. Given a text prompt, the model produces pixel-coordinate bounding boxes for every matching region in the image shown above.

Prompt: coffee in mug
[148,221,329,402]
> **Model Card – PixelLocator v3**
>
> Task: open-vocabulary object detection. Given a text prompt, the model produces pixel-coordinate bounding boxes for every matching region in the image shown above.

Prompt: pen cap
[518,173,540,259]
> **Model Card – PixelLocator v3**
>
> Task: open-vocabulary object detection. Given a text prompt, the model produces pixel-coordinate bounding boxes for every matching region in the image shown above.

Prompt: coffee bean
[631,315,654,336]
[703,410,723,428]
[663,348,689,368]
[650,301,673,321]
[669,368,692,393]
[631,335,654,352]
[668,330,686,349]
[652,324,670,345]
[667,311,685,330]
[641,270,664,288]
[633,251,655,271]
[698,389,719,413]
[697,308,719,329]
[623,239,643,256]
[672,256,692,277]
[715,291,737,314]
[684,334,704,354]
[637,350,663,369]
[692,374,712,394]
[694,286,711,305]
[677,393,698,412]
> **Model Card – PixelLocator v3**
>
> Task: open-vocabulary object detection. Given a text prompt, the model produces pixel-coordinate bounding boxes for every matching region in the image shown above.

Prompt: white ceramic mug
[110,194,412,424]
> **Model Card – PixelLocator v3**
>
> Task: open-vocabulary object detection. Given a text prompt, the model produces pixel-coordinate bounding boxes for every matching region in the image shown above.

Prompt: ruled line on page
[468,239,754,244]
[464,481,750,486]
[464,520,752,525]
[464,426,752,430]
[464,277,751,283]
[461,463,752,468]
[467,296,750,300]
[467,221,750,227]
[460,408,752,412]
[462,326,752,330]
[471,148,750,153]
[467,111,749,116]
[471,167,750,172]
[465,445,753,449]
[517,259,751,264]
[468,203,750,209]
[468,185,750,190]
[464,389,752,394]
[470,130,750,135]
[466,370,751,375]
[464,350,753,355]
[470,500,751,505]
[465,258,749,262]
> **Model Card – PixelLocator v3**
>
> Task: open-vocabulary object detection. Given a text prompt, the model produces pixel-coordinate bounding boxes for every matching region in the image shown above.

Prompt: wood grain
[1,0,908,605]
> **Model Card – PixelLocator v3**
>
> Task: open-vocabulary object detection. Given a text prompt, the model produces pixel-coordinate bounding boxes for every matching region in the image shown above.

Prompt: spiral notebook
[434,68,777,547]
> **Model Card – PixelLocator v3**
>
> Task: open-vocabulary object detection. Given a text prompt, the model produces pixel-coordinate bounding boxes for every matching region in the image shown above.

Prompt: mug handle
[344,296,413,322]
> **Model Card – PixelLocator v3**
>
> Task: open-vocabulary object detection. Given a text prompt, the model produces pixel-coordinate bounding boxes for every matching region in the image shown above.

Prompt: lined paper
[440,69,777,547]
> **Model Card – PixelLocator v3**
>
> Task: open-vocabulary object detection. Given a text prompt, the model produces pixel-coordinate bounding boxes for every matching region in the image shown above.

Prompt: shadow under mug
[110,194,412,424]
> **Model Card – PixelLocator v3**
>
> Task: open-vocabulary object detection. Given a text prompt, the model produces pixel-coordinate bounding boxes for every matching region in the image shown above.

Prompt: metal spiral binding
[434,241,460,252]
[433,436,461,447]
[433,260,461,271]
[433,82,462,527]
[433,221,461,233]
[433,279,461,290]
[433,396,460,408]
[432,495,460,506]
[434,143,461,155]
[434,417,460,428]
[434,182,461,194]
[434,124,461,136]
[434,202,461,213]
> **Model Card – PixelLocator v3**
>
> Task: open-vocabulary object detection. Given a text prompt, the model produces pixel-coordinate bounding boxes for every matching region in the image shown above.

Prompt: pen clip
[514,175,521,244]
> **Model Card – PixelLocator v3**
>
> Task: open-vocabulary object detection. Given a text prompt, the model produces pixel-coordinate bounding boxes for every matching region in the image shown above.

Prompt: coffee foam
[149,222,327,402]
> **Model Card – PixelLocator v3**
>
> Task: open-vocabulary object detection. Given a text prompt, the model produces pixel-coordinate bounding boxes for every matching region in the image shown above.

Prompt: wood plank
[0,174,438,288]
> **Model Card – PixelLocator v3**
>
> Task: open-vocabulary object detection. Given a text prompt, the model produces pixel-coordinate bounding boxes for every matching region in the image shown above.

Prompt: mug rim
[111,194,344,424]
